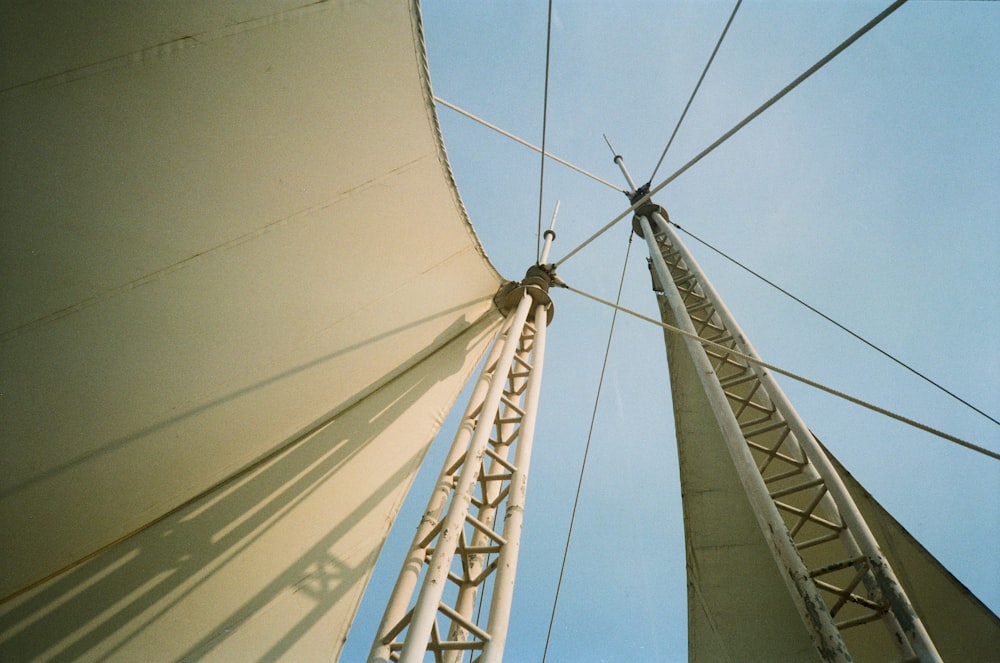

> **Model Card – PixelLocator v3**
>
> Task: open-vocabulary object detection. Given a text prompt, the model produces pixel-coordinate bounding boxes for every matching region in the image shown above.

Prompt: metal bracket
[632,202,670,238]
[494,263,560,324]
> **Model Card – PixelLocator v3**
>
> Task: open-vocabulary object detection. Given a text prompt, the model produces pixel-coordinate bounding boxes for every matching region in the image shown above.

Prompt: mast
[370,226,560,662]
[614,150,942,660]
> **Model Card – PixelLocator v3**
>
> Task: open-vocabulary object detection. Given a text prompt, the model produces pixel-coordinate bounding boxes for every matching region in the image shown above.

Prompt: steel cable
[563,284,1000,462]
[434,98,624,192]
[541,233,635,663]
[670,221,1000,428]
[648,0,742,184]
[553,0,909,268]
[536,0,555,263]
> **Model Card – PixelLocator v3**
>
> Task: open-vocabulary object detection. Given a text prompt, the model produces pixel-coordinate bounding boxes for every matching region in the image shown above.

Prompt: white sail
[655,238,999,660]
[1,1,501,660]
[2,1,997,661]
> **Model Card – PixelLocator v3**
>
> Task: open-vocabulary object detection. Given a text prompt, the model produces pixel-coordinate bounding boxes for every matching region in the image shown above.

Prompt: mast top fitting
[493,263,562,324]
[632,202,670,239]
[627,182,651,205]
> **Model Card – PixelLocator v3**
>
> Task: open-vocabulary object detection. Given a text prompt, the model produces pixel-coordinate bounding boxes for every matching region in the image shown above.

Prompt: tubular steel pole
[397,292,534,663]
[368,317,513,663]
[441,340,532,661]
[639,214,854,662]
[479,300,549,663]
[654,211,942,663]
[539,202,559,265]
[372,224,559,661]
[604,135,639,192]
[441,437,515,663]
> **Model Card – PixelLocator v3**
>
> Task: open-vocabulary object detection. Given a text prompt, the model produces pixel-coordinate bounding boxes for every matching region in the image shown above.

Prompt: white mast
[614,147,942,659]
[370,223,560,662]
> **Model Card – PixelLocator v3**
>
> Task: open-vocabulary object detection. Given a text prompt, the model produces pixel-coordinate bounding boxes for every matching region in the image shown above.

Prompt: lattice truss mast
[634,199,941,663]
[369,195,950,661]
[370,229,559,662]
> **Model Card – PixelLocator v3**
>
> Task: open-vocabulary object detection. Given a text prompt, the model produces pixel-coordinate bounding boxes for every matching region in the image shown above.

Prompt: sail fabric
[658,297,1000,661]
[0,1,501,660]
[828,448,1000,660]
[661,301,821,662]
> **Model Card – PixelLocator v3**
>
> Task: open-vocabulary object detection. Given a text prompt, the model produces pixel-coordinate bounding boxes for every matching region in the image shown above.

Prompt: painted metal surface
[640,215,853,662]
[642,208,942,661]
[371,283,552,662]
[0,2,503,660]
[656,213,941,662]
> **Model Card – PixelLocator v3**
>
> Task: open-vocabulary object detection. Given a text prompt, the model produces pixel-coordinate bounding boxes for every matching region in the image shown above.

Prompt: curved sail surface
[3,1,998,662]
[658,280,999,661]
[1,1,501,660]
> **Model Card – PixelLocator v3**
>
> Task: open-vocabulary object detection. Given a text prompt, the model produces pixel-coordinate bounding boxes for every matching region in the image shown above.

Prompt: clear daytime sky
[344,2,999,660]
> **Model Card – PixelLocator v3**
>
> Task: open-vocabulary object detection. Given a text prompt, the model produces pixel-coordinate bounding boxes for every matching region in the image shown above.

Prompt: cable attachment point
[493,263,561,324]
[627,182,651,205]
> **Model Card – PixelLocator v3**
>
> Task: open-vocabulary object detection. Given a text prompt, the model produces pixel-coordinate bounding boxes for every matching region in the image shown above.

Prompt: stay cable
[553,0,909,268]
[541,233,635,662]
[648,0,742,184]
[670,221,1000,428]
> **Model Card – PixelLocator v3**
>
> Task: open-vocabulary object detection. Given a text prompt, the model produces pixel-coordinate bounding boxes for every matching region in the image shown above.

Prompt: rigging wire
[670,221,1000,428]
[474,551,492,630]
[434,98,624,193]
[564,284,1000,463]
[541,234,635,663]
[536,0,555,263]
[553,0,909,268]
[647,0,742,184]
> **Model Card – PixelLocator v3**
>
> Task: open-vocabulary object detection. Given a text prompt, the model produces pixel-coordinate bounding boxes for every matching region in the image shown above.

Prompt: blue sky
[345,2,999,660]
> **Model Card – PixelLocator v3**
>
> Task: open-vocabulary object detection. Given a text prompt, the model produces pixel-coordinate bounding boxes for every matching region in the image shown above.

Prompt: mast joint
[493,263,562,324]
[632,202,670,239]
[627,182,650,205]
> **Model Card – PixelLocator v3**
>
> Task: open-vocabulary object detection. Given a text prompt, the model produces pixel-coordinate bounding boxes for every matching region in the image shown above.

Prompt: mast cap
[632,203,670,238]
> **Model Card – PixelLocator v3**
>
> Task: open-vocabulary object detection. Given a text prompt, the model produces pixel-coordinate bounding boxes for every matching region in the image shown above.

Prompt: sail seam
[0,155,434,343]
[0,1,334,99]
[0,307,503,606]
[410,0,504,281]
